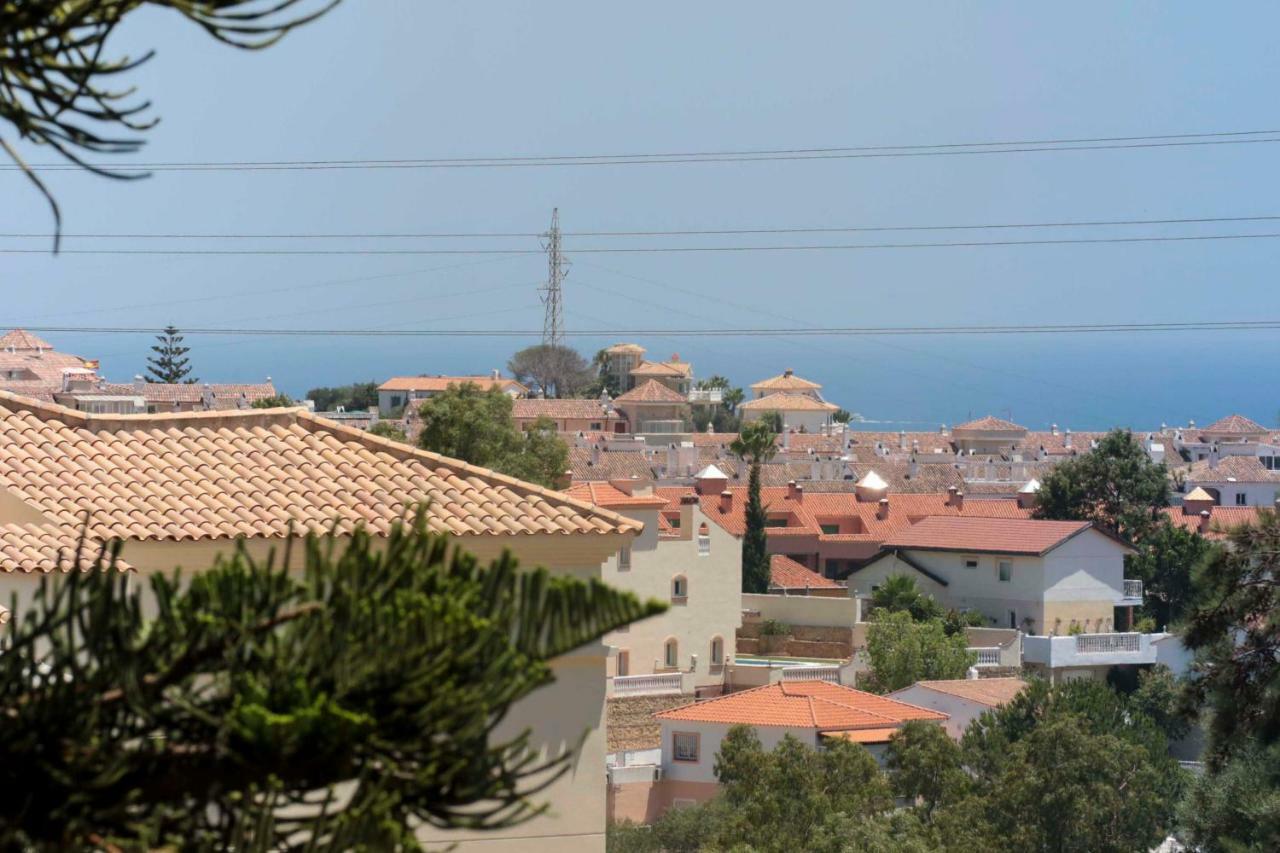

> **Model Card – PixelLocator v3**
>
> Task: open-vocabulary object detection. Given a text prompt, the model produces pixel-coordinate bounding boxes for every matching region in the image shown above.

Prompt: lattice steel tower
[539,208,568,348]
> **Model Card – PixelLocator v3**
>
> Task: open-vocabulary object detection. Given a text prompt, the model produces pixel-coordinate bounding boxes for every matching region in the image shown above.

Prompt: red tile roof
[770,555,844,590]
[1161,506,1265,540]
[738,393,838,412]
[513,398,618,421]
[1181,456,1280,483]
[952,416,1027,433]
[883,516,1096,556]
[95,382,277,405]
[900,678,1027,707]
[614,379,688,404]
[751,370,822,392]
[378,375,526,393]
[0,329,55,351]
[656,681,946,731]
[1202,414,1268,435]
[563,481,668,509]
[629,359,692,378]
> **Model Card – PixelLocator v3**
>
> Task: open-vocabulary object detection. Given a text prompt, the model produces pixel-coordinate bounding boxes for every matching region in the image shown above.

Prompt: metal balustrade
[1074,632,1141,654]
[1123,579,1144,599]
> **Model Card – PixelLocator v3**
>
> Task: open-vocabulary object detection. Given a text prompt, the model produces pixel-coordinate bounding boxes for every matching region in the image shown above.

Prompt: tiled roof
[0,329,54,351]
[0,393,640,548]
[770,555,843,590]
[563,481,668,509]
[1202,414,1268,435]
[0,350,93,386]
[96,382,278,405]
[378,375,525,393]
[568,447,656,481]
[654,486,1030,540]
[1161,505,1265,540]
[0,524,133,574]
[822,727,904,744]
[629,359,692,378]
[883,516,1095,556]
[738,394,838,412]
[614,380,688,404]
[1182,456,1280,483]
[1184,486,1215,501]
[656,681,946,730]
[512,398,618,421]
[751,371,822,392]
[952,416,1027,433]
[0,381,57,403]
[902,678,1027,707]
[604,343,646,355]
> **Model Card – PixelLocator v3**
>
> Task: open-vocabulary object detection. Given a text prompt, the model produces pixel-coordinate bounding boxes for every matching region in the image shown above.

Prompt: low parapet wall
[742,593,859,628]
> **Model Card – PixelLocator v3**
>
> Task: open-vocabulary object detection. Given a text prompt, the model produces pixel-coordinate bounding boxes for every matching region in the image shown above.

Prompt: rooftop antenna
[539,208,568,348]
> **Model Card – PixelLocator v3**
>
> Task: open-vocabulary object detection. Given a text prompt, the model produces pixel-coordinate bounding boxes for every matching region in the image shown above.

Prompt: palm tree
[731,420,779,593]
[870,574,943,622]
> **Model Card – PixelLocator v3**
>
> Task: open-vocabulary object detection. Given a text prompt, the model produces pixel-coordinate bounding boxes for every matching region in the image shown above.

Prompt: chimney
[783,368,794,378]
[133,374,145,393]
[679,493,697,539]
[1209,443,1220,470]
[782,429,791,450]
[590,443,601,466]
[201,383,215,411]
[947,485,958,506]
[557,470,573,490]
[1063,429,1072,449]
[1199,509,1212,534]
[1051,423,1059,436]
[954,491,964,511]
[719,490,733,514]
[1183,488,1216,517]
[786,480,802,502]
[940,423,949,437]
[877,498,889,520]
[491,368,500,380]
[908,456,918,479]
[898,430,907,451]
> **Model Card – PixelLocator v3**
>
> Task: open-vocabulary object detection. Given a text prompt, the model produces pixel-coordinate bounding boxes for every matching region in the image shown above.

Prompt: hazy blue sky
[3,3,1278,429]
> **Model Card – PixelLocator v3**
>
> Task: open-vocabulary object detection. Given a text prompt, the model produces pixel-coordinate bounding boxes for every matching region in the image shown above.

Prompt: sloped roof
[751,370,822,392]
[614,379,688,404]
[856,470,888,490]
[738,394,838,412]
[1201,414,1268,435]
[629,359,693,378]
[95,382,277,405]
[770,555,843,590]
[378,375,526,393]
[0,393,640,550]
[563,481,668,509]
[513,398,618,420]
[568,446,656,482]
[0,329,54,351]
[656,681,946,730]
[0,524,133,573]
[1184,486,1215,501]
[899,678,1027,707]
[695,463,729,480]
[1161,505,1264,540]
[1185,456,1280,483]
[952,416,1027,434]
[883,516,1098,556]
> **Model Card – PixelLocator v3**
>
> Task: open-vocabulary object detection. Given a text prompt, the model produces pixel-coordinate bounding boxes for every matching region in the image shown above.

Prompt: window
[710,636,724,665]
[664,638,679,668]
[671,576,688,600]
[616,650,629,676]
[964,557,980,570]
[673,732,700,763]
[1236,493,1248,506]
[820,524,840,535]
[998,560,1012,583]
[618,545,631,571]
[667,514,681,529]
[390,395,403,408]
[590,421,602,430]
[698,523,711,556]
[764,518,788,528]
[1008,610,1017,629]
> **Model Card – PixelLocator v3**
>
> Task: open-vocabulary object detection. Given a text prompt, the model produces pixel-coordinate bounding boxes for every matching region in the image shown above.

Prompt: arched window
[671,575,688,600]
[710,636,724,666]
[697,522,711,556]
[664,638,678,669]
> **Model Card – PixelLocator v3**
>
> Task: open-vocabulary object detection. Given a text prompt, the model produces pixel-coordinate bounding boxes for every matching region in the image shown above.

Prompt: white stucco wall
[658,719,817,784]
[886,686,992,740]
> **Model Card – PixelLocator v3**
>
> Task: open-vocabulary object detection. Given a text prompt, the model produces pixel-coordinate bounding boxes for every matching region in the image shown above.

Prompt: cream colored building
[565,481,742,691]
[741,369,839,432]
[0,392,640,853]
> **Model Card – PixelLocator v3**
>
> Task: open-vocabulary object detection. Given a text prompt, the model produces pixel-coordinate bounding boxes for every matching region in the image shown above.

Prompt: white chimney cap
[856,470,888,490]
[695,464,729,480]
[1018,478,1042,494]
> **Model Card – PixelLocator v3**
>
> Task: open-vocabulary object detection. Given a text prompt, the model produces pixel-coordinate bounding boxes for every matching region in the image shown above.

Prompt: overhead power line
[7,320,1279,338]
[6,129,1280,172]
[8,231,1280,256]
[7,213,1280,241]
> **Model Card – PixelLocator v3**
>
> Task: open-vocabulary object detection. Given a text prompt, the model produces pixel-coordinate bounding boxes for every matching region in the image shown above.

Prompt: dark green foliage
[885,721,969,817]
[0,513,663,849]
[307,382,379,412]
[1,1,337,247]
[863,610,976,692]
[251,393,294,409]
[1127,518,1213,629]
[869,574,944,622]
[1178,742,1280,852]
[507,345,594,398]
[1129,664,1192,743]
[1033,428,1170,539]
[731,420,777,593]
[146,324,196,384]
[416,383,569,488]
[367,421,408,442]
[832,408,853,423]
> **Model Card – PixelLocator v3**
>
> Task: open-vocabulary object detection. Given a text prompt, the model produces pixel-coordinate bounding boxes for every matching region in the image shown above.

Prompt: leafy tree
[1177,742,1280,852]
[1129,664,1192,743]
[251,393,294,409]
[1,1,337,247]
[864,611,975,693]
[1127,518,1213,629]
[885,721,969,818]
[697,375,745,416]
[730,420,778,594]
[0,512,663,849]
[508,345,594,398]
[832,408,853,424]
[145,325,196,384]
[367,421,407,443]
[589,349,624,398]
[307,382,379,412]
[869,574,944,622]
[1182,509,1280,758]
[417,383,568,488]
[1033,428,1170,540]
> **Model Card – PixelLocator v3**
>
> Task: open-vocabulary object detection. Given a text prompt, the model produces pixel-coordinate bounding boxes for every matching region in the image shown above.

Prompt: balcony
[967,647,1002,667]
[610,673,685,697]
[688,388,723,404]
[1022,632,1163,668]
[780,665,841,684]
[1120,579,1144,605]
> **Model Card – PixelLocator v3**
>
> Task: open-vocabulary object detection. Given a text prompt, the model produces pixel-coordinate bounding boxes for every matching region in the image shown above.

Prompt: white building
[376,372,525,414]
[888,678,1027,740]
[739,369,839,433]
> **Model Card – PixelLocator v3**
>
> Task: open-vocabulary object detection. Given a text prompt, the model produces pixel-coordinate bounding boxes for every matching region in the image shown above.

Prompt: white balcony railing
[968,647,1002,667]
[688,388,723,404]
[611,673,683,697]
[1123,579,1144,600]
[1075,632,1141,654]
[781,665,840,684]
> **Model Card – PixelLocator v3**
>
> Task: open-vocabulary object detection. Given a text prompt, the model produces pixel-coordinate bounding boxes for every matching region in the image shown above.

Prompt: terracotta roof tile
[904,678,1028,707]
[770,555,843,590]
[656,681,946,730]
[614,380,688,404]
[1202,414,1268,435]
[568,447,655,481]
[95,382,278,405]
[513,398,620,421]
[0,393,640,549]
[1182,456,1280,483]
[952,416,1027,433]
[1160,505,1265,540]
[378,375,526,393]
[0,329,55,351]
[750,371,822,392]
[563,481,668,509]
[738,394,838,412]
[629,359,693,378]
[883,516,1094,555]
